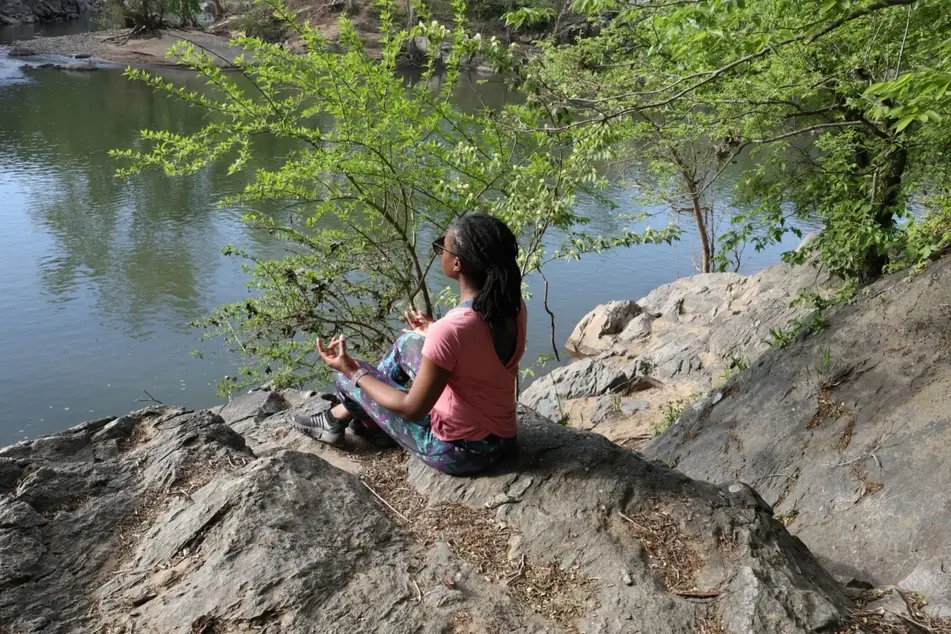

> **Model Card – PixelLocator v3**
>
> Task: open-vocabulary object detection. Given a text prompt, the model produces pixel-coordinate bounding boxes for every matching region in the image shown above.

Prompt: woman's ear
[452,256,462,273]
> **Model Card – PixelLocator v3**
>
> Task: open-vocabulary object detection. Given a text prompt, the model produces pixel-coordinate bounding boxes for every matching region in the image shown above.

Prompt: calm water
[0,40,805,444]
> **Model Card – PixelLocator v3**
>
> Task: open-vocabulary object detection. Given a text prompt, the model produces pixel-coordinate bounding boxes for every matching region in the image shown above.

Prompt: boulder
[566,299,641,356]
[618,312,654,342]
[589,395,649,425]
[408,408,849,634]
[644,254,951,593]
[0,0,98,24]
[55,59,96,71]
[538,260,834,440]
[518,358,644,422]
[8,43,36,56]
[0,394,867,633]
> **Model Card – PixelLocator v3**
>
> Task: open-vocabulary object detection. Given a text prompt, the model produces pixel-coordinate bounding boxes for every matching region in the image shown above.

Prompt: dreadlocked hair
[450,213,522,324]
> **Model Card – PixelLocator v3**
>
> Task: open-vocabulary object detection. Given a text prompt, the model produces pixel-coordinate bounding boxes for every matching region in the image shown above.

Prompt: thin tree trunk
[862,145,907,281]
[684,173,712,273]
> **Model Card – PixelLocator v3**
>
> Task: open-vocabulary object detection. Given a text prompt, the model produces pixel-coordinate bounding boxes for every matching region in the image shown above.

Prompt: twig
[135,390,164,405]
[895,4,912,78]
[618,511,651,533]
[225,318,249,354]
[412,578,422,602]
[361,480,410,523]
[829,454,871,467]
[504,553,527,584]
[537,269,561,362]
[672,589,721,599]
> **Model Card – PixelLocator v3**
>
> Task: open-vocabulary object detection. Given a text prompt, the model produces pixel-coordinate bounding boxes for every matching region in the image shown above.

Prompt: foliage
[651,392,699,437]
[766,325,797,350]
[113,0,680,394]
[887,196,951,272]
[718,355,750,384]
[506,0,951,284]
[518,352,556,383]
[108,0,202,30]
[231,4,286,42]
[765,310,829,349]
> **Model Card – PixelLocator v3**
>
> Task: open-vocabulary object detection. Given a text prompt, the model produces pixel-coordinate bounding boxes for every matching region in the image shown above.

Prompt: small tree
[113,0,679,393]
[504,0,951,284]
[110,0,202,32]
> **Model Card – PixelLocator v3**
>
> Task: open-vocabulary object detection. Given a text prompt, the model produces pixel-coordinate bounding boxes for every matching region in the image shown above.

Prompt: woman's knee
[395,332,425,368]
[396,331,425,350]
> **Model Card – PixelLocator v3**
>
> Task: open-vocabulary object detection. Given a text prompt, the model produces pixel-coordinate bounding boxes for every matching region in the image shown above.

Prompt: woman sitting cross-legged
[292,213,527,476]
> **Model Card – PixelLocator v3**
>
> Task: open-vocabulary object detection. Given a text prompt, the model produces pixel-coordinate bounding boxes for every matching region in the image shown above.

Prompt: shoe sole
[291,420,344,446]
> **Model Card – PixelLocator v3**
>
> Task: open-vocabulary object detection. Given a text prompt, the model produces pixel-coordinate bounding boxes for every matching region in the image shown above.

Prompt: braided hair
[450,213,522,324]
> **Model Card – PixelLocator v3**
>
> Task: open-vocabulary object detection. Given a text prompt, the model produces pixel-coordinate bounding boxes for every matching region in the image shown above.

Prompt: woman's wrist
[350,367,370,385]
[343,359,362,380]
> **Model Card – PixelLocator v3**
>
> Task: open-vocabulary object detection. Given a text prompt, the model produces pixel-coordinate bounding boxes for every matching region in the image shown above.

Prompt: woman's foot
[349,420,399,449]
[292,409,347,445]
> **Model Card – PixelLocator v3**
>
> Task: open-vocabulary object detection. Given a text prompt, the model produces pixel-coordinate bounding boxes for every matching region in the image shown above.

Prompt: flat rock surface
[0,391,862,633]
[521,260,833,446]
[644,255,951,592]
[3,28,243,67]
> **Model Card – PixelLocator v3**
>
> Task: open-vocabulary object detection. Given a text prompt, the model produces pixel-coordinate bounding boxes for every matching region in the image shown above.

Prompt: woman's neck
[458,277,480,303]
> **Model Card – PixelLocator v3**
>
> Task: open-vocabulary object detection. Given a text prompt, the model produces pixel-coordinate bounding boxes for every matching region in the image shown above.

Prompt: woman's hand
[316,336,360,377]
[404,311,433,337]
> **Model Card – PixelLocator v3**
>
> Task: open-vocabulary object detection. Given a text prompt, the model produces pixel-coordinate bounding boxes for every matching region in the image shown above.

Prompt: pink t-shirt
[422,303,527,441]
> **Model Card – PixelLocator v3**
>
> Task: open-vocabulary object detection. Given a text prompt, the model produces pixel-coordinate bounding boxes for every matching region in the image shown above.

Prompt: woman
[292,213,526,476]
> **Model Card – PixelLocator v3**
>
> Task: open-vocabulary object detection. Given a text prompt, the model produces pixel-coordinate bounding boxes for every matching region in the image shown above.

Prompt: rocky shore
[5,253,951,632]
[519,256,835,448]
[0,390,922,633]
[0,0,99,25]
[4,28,243,68]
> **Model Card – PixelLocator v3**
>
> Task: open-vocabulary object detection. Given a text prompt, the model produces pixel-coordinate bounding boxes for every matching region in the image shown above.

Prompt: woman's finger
[316,338,330,362]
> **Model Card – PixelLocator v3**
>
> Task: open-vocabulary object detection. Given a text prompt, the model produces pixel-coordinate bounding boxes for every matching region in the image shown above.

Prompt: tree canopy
[116,0,951,389]
[504,0,951,280]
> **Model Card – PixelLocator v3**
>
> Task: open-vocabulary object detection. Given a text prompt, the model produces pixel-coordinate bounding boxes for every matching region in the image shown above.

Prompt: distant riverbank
[5,27,242,67]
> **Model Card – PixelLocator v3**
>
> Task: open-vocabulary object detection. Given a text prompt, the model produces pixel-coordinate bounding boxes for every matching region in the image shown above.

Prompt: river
[0,28,807,445]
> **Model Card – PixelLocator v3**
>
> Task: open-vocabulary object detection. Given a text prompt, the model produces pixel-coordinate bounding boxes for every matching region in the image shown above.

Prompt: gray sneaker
[292,410,346,445]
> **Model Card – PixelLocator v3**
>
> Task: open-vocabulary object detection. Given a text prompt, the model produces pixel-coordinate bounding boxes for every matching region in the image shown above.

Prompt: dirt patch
[618,504,702,594]
[835,590,951,633]
[697,612,727,634]
[773,466,802,508]
[360,450,592,631]
[447,610,473,633]
[838,419,855,451]
[852,465,884,501]
[808,389,848,429]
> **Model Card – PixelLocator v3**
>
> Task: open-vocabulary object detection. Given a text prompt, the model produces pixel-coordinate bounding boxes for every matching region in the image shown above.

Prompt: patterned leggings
[333,332,513,475]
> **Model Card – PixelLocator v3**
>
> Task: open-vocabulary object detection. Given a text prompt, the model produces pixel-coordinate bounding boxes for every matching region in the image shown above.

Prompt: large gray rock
[644,255,951,593]
[0,406,250,632]
[535,260,833,437]
[0,390,872,633]
[409,408,848,634]
[0,404,545,634]
[0,0,98,24]
[566,299,641,356]
[518,358,650,422]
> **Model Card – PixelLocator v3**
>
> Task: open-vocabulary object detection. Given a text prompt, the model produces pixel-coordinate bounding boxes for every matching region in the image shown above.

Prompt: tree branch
[537,0,921,131]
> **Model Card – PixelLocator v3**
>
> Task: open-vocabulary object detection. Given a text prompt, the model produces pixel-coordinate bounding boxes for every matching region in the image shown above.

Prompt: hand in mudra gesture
[316,336,359,376]
[404,310,433,337]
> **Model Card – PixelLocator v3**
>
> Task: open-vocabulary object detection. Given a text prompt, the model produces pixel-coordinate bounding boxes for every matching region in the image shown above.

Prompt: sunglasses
[432,235,460,258]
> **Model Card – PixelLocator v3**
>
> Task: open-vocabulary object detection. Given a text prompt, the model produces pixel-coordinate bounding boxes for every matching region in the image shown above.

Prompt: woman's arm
[316,336,449,422]
[348,357,450,421]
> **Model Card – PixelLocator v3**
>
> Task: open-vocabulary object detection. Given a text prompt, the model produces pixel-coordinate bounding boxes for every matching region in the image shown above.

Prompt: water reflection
[0,13,108,45]
[0,63,809,443]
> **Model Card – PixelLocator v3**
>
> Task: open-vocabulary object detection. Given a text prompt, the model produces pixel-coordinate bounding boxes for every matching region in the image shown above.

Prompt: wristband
[351,367,370,385]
